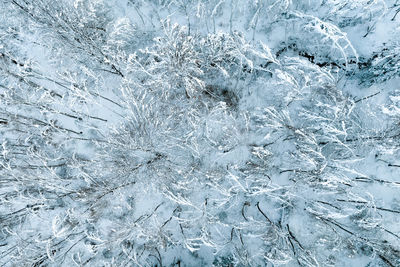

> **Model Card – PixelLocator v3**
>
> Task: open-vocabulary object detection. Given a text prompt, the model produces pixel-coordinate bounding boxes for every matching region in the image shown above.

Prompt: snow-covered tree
[1,0,400,266]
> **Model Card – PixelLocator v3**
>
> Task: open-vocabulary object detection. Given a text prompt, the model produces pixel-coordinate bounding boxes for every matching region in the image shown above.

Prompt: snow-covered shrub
[361,43,400,84]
